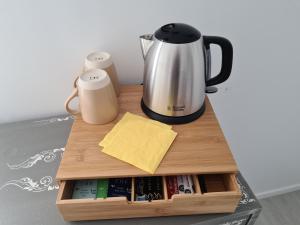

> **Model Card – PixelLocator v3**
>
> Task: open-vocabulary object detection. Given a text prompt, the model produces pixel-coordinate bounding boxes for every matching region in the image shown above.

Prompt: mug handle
[64,88,80,115]
[73,67,85,88]
[73,76,80,88]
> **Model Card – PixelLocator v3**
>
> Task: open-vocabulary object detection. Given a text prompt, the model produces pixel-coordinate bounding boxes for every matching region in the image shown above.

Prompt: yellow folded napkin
[99,112,177,174]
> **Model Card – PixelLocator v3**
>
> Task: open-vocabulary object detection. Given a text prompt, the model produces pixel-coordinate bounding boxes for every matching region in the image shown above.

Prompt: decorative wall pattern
[219,218,247,225]
[237,177,256,205]
[7,147,65,170]
[32,116,74,126]
[0,176,58,192]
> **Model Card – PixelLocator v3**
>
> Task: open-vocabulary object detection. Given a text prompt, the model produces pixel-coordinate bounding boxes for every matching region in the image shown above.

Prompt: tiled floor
[255,190,300,225]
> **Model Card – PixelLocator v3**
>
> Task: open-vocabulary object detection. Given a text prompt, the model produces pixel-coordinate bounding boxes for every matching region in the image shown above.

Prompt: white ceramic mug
[65,69,119,124]
[72,52,119,96]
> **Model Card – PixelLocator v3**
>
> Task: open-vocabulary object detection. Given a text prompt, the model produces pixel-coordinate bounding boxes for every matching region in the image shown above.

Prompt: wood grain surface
[56,85,238,181]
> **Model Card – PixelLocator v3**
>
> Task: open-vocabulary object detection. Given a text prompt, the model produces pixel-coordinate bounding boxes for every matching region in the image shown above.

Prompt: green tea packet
[97,179,108,198]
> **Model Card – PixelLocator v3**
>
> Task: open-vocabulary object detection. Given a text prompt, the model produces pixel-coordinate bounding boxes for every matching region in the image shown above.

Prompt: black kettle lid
[154,23,201,44]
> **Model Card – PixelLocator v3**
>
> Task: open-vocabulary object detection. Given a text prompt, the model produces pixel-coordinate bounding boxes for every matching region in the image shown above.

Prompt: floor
[255,190,300,225]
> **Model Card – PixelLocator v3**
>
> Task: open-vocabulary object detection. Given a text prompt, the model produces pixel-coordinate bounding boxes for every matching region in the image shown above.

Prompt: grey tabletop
[0,115,261,225]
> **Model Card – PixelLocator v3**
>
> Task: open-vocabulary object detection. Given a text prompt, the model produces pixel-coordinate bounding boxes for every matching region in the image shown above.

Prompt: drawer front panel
[56,173,241,221]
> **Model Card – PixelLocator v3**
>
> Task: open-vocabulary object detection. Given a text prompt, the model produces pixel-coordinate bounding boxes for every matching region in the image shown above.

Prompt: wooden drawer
[56,173,241,221]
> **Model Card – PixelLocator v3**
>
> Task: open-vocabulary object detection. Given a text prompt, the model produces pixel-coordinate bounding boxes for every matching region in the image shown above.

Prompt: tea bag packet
[96,179,109,198]
[107,178,132,200]
[72,180,97,199]
[135,177,163,201]
[166,176,179,199]
[177,175,194,194]
[166,175,194,199]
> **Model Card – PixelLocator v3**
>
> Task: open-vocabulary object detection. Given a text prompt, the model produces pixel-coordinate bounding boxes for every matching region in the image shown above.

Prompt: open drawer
[56,173,241,221]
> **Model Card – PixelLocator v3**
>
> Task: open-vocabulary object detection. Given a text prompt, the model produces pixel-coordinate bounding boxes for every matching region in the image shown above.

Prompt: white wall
[0,0,300,197]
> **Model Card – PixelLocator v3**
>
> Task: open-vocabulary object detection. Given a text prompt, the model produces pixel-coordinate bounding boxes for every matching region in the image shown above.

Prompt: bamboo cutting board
[56,85,237,181]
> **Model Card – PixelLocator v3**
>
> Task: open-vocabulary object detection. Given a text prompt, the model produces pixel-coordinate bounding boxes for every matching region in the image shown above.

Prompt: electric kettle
[140,23,233,124]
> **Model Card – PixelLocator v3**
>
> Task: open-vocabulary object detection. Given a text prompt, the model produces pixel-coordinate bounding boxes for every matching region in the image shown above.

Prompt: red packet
[166,176,179,199]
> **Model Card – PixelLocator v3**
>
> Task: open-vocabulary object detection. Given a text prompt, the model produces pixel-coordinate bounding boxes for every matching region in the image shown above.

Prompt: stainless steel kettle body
[140,23,233,124]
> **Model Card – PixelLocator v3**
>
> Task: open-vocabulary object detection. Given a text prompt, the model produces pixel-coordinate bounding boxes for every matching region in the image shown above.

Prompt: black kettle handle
[203,36,233,87]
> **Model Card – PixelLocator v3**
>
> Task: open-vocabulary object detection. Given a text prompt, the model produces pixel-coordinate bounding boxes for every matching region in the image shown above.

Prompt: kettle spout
[140,34,154,59]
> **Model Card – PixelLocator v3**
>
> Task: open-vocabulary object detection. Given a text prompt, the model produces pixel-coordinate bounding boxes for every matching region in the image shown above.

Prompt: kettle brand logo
[168,105,185,111]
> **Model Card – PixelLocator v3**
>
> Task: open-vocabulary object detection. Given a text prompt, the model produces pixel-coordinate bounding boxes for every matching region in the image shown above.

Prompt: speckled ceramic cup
[65,69,118,124]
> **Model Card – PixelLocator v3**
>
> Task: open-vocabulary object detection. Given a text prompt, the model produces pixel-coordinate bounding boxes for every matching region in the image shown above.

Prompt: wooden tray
[56,85,238,181]
[56,85,241,221]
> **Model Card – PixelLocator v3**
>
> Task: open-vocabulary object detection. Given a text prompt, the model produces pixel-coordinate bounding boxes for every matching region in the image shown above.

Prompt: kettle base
[141,99,205,124]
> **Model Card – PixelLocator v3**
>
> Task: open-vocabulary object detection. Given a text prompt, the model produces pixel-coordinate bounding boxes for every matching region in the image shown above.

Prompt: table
[0,115,261,225]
